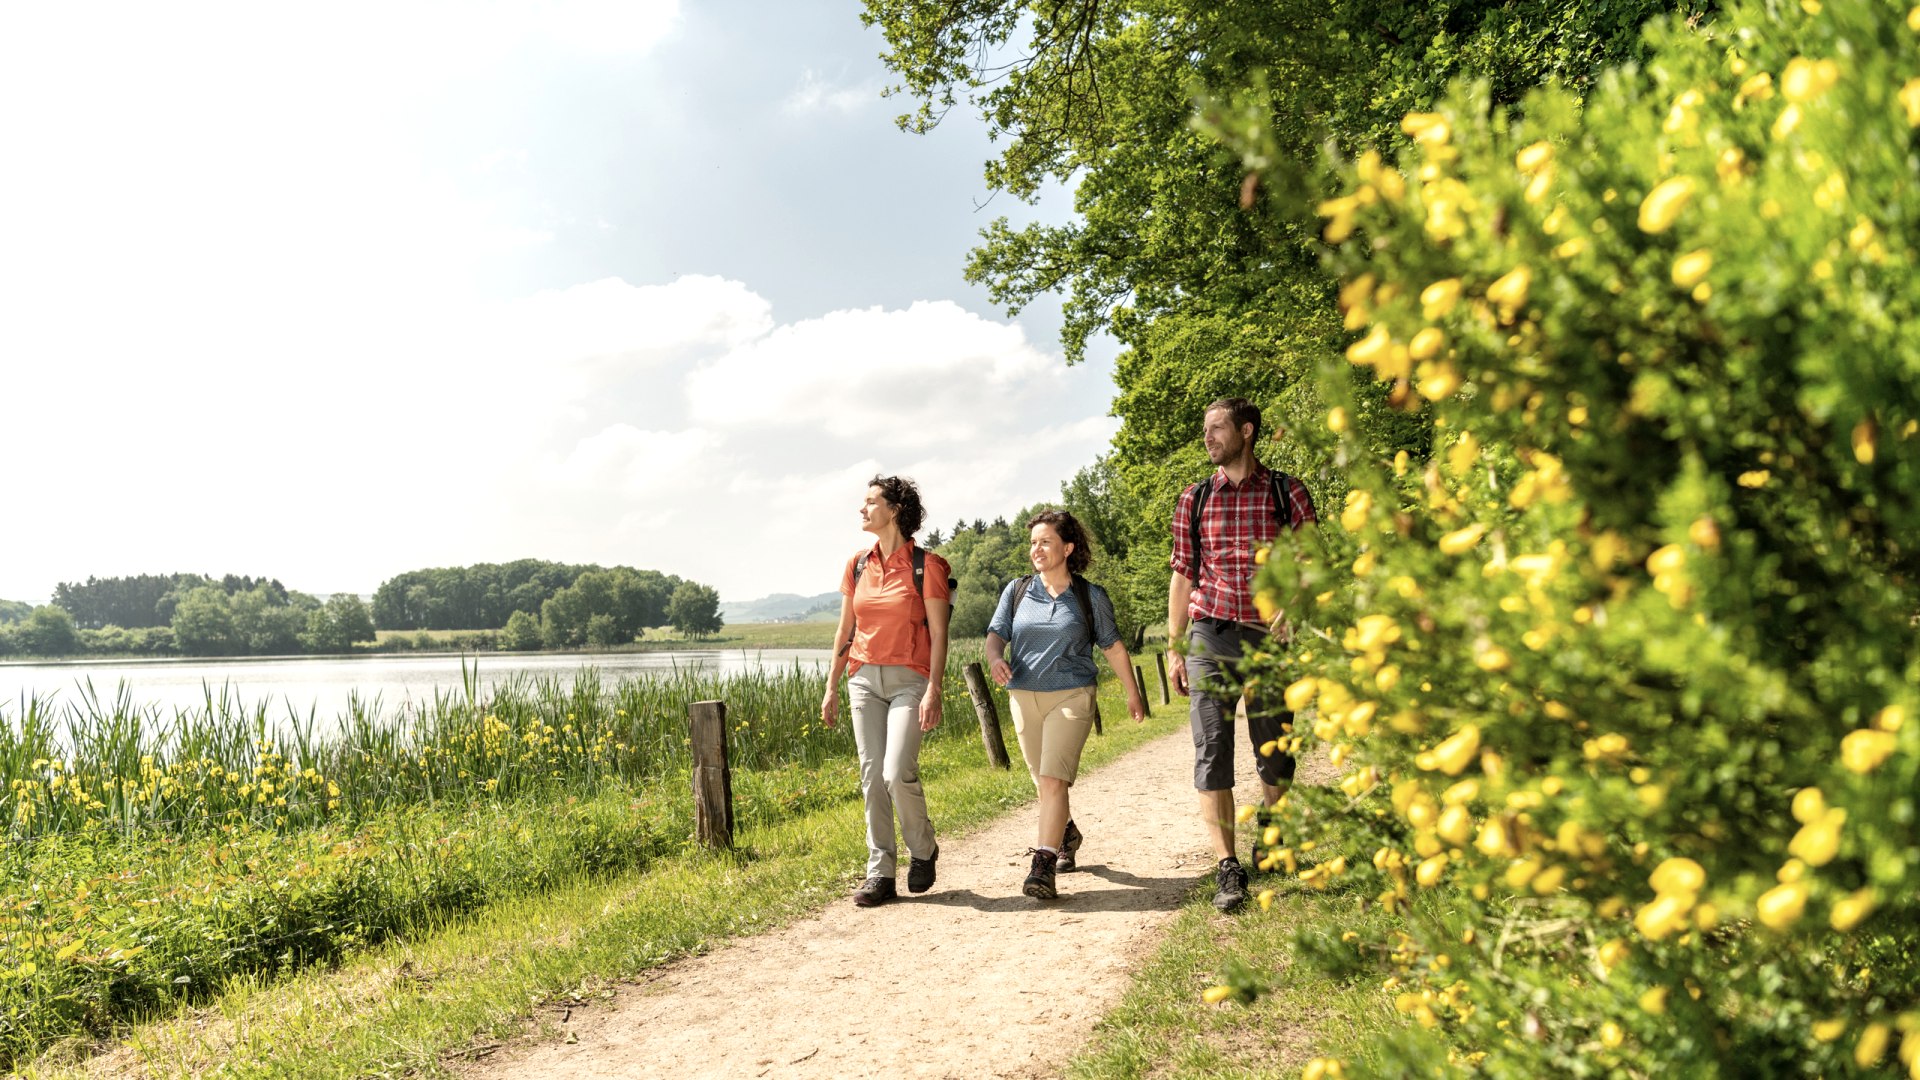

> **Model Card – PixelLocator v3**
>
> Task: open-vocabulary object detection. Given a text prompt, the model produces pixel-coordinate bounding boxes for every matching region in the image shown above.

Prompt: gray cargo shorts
[1187,617,1295,791]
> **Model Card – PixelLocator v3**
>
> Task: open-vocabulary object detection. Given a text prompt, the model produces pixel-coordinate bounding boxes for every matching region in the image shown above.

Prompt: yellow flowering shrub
[1238,0,1920,1072]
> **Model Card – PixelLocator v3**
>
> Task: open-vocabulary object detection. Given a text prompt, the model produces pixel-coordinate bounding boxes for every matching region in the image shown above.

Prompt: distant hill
[720,591,840,623]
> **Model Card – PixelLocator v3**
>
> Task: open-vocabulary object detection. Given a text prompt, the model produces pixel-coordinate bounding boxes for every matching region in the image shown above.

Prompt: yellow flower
[1284,678,1319,711]
[1792,787,1827,824]
[1436,804,1473,847]
[1647,544,1685,576]
[1852,418,1878,464]
[1780,57,1839,102]
[1416,362,1462,401]
[1401,111,1450,144]
[1813,1018,1848,1043]
[1841,728,1897,773]
[1601,1021,1625,1049]
[1787,807,1845,866]
[1409,327,1446,361]
[1421,278,1463,320]
[1415,853,1449,887]
[1857,1022,1891,1068]
[1641,986,1670,1014]
[1671,249,1712,289]
[1635,893,1692,940]
[1515,141,1553,173]
[1650,857,1706,896]
[1342,489,1374,531]
[1438,524,1486,555]
[1347,325,1391,367]
[1735,72,1775,107]
[1906,78,1920,128]
[1474,645,1511,672]
[1327,407,1349,433]
[1202,985,1235,1004]
[1755,881,1808,930]
[1831,886,1878,932]
[1773,104,1804,140]
[1638,176,1696,233]
[1417,725,1481,776]
[1875,704,1907,732]
[1738,469,1771,488]
[1486,265,1533,317]
[1254,591,1281,623]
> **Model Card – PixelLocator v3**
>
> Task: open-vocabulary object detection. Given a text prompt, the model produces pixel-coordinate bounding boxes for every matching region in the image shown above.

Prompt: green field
[370,620,837,653]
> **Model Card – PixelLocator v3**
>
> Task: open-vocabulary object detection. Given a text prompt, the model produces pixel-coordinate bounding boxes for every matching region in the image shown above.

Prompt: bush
[1232,1,1920,1074]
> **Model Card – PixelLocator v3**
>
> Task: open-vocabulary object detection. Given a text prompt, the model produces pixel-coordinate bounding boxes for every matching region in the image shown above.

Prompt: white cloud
[782,68,880,115]
[683,300,1060,446]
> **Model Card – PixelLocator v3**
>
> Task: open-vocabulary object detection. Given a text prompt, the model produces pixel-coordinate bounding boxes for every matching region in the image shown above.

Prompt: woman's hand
[819,685,839,729]
[1126,689,1148,723]
[989,657,1013,686]
[919,686,942,732]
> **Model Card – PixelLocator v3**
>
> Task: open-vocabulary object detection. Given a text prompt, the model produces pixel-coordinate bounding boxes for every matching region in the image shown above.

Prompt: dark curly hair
[868,475,925,537]
[1027,509,1092,575]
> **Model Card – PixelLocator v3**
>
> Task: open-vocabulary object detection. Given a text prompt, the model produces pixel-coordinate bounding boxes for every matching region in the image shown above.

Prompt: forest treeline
[0,560,722,658]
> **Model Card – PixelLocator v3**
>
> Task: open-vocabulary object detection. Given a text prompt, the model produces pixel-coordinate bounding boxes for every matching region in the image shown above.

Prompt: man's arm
[1168,570,1194,695]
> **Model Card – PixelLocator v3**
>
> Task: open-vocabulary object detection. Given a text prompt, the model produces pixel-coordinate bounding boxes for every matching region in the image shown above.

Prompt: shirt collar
[866,538,917,564]
[1210,463,1271,491]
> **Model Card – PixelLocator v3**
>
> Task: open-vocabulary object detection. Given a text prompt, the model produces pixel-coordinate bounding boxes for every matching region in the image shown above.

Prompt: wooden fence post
[689,699,733,849]
[1135,665,1148,712]
[962,662,1012,769]
[1154,652,1171,706]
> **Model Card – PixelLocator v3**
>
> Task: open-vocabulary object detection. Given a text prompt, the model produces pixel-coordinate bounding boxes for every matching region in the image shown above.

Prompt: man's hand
[819,685,839,728]
[1126,689,1148,723]
[919,686,943,732]
[989,657,1013,686]
[1170,650,1191,696]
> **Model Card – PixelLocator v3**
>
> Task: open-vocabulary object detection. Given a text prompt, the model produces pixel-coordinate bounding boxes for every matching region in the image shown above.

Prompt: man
[1168,397,1317,912]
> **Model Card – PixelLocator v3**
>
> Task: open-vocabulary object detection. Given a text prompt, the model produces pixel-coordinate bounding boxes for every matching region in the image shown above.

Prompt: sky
[0,0,1121,607]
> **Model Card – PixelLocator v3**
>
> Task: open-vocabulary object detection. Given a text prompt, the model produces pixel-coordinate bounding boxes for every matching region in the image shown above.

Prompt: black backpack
[842,546,957,654]
[1187,470,1311,578]
[1006,573,1098,649]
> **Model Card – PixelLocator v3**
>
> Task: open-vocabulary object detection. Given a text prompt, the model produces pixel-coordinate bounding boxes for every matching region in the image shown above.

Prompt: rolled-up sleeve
[987,579,1019,640]
[1168,483,1198,579]
[1090,584,1121,649]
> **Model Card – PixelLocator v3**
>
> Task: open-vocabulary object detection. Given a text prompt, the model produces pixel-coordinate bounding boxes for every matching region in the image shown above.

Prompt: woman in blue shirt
[987,509,1147,899]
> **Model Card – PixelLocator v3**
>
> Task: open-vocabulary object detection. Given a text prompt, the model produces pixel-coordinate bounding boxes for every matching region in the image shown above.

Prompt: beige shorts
[1008,685,1098,784]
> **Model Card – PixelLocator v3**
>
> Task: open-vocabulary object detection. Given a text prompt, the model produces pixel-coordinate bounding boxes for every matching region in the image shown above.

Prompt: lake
[1,650,833,731]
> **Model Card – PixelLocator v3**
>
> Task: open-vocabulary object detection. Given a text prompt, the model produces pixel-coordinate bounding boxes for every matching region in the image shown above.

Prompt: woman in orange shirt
[820,475,953,907]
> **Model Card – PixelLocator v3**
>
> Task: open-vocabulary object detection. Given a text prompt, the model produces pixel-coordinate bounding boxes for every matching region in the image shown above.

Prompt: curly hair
[867,475,925,537]
[1027,509,1093,575]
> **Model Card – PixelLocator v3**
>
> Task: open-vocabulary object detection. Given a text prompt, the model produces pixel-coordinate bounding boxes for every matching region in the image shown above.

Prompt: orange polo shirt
[840,541,952,677]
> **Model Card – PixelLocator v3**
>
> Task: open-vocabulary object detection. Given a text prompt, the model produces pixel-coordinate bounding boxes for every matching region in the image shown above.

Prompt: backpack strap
[1187,478,1215,579]
[1009,574,1033,624]
[1189,470,1311,581]
[1070,574,1097,649]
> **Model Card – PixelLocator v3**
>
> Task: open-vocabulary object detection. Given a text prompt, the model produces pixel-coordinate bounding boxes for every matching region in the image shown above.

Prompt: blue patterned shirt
[987,576,1121,691]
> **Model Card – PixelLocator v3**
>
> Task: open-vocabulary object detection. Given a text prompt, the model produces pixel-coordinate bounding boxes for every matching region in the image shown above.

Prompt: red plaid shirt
[1169,465,1318,623]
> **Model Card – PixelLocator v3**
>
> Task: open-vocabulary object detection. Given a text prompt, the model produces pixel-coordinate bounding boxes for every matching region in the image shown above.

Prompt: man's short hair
[1206,397,1261,442]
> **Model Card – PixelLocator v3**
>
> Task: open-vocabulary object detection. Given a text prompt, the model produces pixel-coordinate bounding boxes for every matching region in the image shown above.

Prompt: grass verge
[21,682,1182,1079]
[1066,872,1396,1080]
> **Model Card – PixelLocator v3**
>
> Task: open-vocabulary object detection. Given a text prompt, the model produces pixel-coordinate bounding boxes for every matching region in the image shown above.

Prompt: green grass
[1066,868,1395,1079]
[16,672,1181,1078]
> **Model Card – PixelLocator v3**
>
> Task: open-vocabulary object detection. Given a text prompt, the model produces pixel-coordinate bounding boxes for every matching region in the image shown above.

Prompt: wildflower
[1638,177,1696,233]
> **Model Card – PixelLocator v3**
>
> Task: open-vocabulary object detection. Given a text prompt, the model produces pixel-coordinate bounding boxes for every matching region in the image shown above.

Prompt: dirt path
[459,722,1292,1080]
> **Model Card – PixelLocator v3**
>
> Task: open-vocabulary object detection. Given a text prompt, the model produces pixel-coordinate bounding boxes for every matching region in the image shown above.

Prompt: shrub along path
[459,721,1302,1080]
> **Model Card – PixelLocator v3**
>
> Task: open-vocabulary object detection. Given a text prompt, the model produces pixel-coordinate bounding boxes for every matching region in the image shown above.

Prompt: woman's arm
[820,592,855,728]
[919,597,950,731]
[1101,641,1149,722]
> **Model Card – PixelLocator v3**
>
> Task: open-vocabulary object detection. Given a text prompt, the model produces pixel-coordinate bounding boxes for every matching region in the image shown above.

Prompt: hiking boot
[1251,808,1277,873]
[852,876,896,907]
[907,845,939,894]
[1212,858,1249,913]
[1056,819,1083,872]
[1022,848,1060,900]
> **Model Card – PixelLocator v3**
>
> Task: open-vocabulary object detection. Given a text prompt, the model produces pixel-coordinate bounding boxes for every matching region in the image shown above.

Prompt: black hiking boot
[1056,819,1084,873]
[907,845,939,894]
[853,876,896,907]
[1213,857,1249,913]
[1023,848,1060,900]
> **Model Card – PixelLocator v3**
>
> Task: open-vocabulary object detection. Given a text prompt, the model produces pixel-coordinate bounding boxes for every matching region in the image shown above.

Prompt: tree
[866,0,1673,625]
[18,605,80,656]
[302,594,376,654]
[1237,0,1920,1072]
[170,586,239,656]
[499,610,542,651]
[230,584,307,655]
[585,613,619,648]
[0,598,35,624]
[669,583,723,640]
